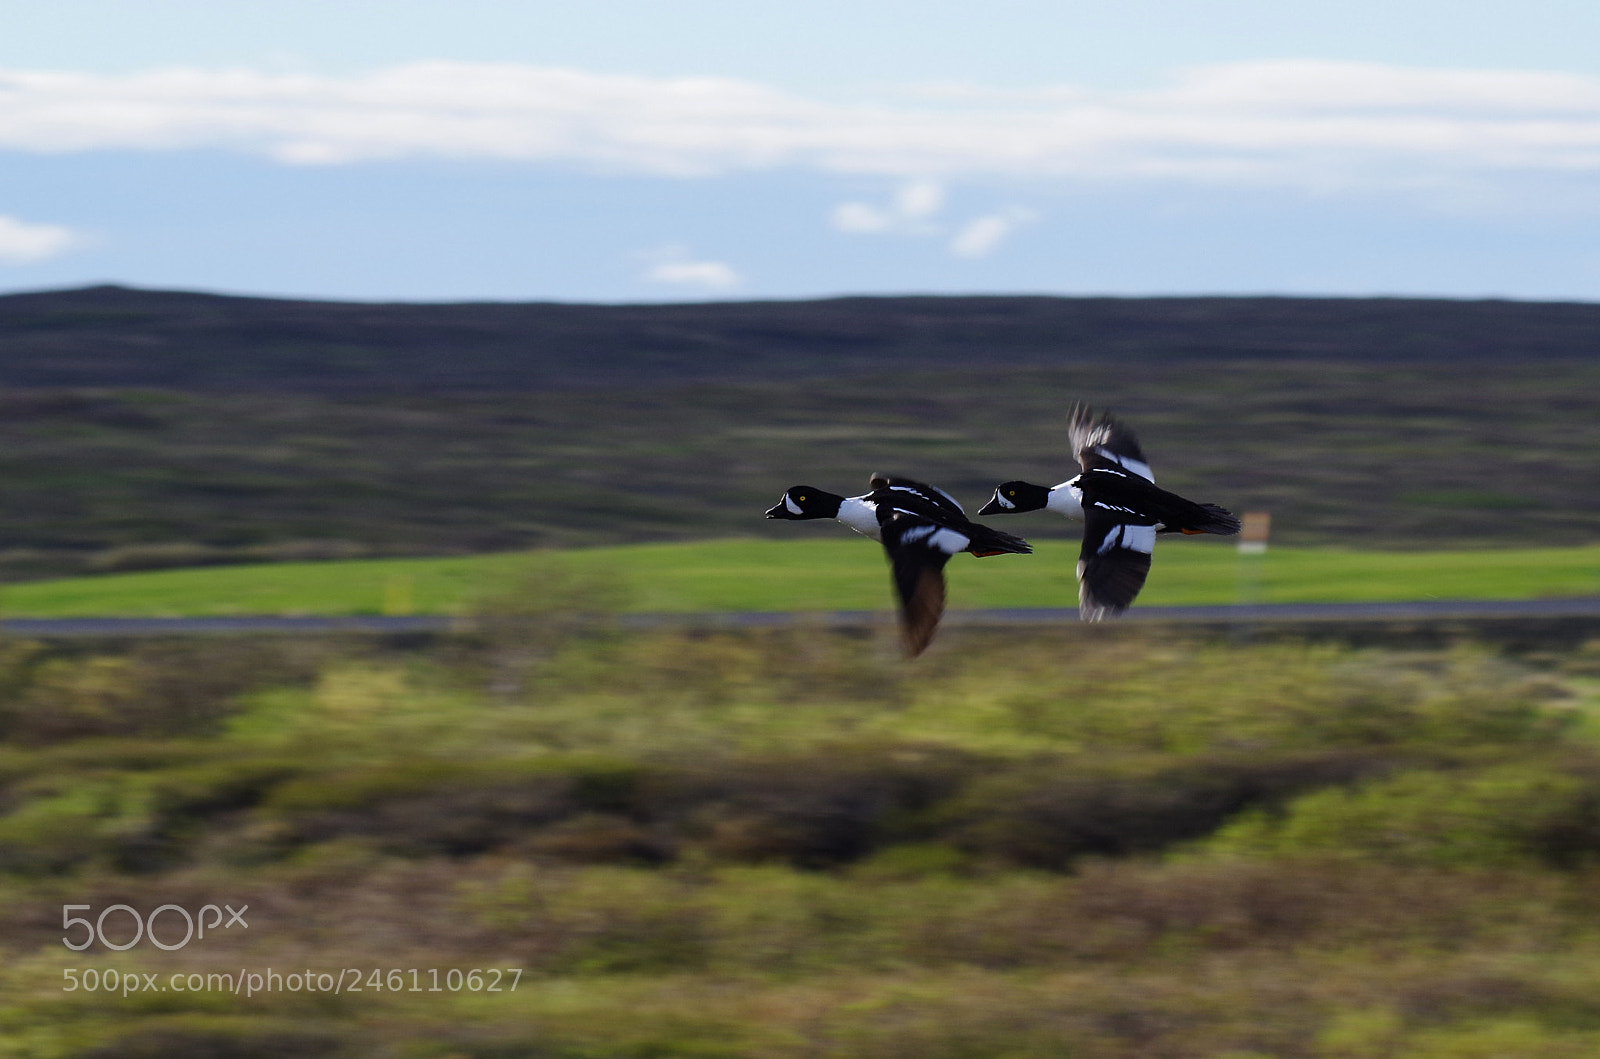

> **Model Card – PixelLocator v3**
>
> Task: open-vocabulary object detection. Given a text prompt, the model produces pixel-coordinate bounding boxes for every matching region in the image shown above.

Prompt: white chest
[835,496,882,540]
[1047,481,1086,521]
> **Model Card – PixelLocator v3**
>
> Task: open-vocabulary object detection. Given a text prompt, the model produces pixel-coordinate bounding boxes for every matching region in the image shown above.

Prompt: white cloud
[894,179,945,219]
[830,201,894,234]
[0,59,1598,198]
[0,214,80,263]
[832,180,1036,258]
[1161,60,1600,114]
[645,260,740,289]
[638,245,741,290]
[949,208,1038,258]
[831,179,945,234]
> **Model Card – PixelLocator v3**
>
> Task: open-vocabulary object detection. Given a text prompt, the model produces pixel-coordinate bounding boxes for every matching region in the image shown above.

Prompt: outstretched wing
[1067,405,1155,483]
[879,510,968,656]
[1075,507,1155,621]
[869,474,966,518]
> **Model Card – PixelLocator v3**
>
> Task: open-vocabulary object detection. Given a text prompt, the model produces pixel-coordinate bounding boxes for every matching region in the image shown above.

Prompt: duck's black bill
[976,497,1006,516]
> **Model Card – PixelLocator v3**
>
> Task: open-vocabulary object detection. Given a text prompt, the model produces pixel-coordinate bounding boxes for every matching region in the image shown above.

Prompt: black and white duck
[766,474,1032,655]
[979,406,1239,620]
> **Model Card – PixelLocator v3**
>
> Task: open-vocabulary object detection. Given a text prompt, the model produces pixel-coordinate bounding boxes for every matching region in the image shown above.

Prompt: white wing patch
[899,523,971,555]
[1096,523,1157,556]
[1093,445,1154,483]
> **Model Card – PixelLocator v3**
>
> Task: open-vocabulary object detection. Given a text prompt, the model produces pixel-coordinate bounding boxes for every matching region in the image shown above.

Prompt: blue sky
[2,1,1599,303]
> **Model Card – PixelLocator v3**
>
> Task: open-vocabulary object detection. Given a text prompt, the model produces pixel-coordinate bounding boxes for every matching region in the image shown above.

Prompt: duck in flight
[979,406,1239,621]
[766,474,1032,656]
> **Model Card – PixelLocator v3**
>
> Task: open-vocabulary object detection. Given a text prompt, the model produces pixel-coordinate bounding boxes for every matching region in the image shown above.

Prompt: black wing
[1075,506,1155,621]
[879,509,970,656]
[1067,405,1155,482]
[869,474,966,518]
[872,475,1032,559]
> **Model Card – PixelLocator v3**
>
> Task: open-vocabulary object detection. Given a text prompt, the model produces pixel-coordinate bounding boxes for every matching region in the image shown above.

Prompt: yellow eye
[797,495,807,502]
[1007,490,1015,497]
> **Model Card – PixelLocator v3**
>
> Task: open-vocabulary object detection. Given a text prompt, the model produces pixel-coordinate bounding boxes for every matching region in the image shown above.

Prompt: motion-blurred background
[2,4,1600,1057]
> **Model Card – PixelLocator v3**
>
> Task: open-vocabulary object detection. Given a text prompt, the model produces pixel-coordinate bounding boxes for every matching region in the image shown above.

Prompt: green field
[2,538,1598,618]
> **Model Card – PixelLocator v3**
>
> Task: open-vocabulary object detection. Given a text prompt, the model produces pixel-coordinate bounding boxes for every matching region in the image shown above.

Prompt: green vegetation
[2,539,1596,618]
[1,287,1598,1055]
[3,605,1600,1055]
[0,305,1596,580]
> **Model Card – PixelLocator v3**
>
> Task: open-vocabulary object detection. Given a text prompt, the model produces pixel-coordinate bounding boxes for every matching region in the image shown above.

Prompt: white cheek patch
[992,494,1015,510]
[785,495,803,515]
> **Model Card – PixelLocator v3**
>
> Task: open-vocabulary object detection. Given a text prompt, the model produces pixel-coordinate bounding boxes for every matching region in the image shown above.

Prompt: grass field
[1,538,1597,618]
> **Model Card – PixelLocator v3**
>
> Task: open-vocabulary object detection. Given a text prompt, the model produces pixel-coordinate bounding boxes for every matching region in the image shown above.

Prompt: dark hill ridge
[0,284,1595,573]
[2,285,1598,392]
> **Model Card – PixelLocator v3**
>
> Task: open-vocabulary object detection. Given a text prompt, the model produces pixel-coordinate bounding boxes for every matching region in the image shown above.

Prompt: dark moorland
[4,287,1600,1056]
[0,284,1596,577]
[5,284,1600,392]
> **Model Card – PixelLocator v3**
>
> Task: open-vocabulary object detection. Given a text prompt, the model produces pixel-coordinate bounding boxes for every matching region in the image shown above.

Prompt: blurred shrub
[0,750,306,874]
[545,626,904,707]
[262,755,657,860]
[894,637,1571,756]
[240,744,1402,871]
[1207,755,1600,868]
[77,1016,349,1059]
[85,542,238,573]
[0,630,1589,880]
[0,777,136,873]
[938,750,1391,870]
[465,565,633,699]
[0,639,326,745]
[85,538,375,573]
[654,747,970,868]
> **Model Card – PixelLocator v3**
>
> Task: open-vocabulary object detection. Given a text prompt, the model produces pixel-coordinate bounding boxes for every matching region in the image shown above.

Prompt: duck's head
[765,486,845,520]
[979,481,1051,515]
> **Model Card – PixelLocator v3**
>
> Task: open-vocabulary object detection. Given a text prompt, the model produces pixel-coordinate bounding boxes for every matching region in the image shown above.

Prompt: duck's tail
[1177,503,1241,535]
[966,523,1033,557]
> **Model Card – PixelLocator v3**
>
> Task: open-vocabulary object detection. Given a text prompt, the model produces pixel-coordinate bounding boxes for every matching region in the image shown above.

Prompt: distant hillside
[0,285,1594,576]
[2,285,1599,393]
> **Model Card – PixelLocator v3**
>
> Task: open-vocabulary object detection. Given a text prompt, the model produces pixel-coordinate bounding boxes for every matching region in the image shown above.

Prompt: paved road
[0,614,463,637]
[4,597,1599,637]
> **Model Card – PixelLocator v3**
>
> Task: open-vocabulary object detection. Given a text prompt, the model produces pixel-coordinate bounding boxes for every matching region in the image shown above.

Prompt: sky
[2,1,1599,304]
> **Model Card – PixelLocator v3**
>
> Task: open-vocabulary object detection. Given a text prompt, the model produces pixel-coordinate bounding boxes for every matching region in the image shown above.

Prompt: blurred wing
[869,474,966,517]
[1075,508,1155,621]
[1068,405,1154,482]
[880,511,966,656]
